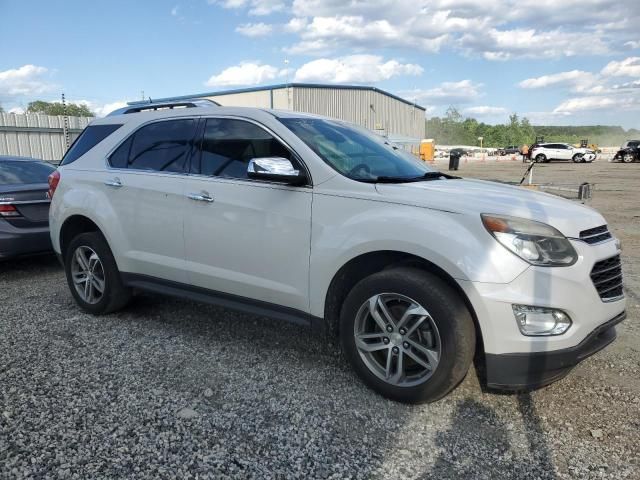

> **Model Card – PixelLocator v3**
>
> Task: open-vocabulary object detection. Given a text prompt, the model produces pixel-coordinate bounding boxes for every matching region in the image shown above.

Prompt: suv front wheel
[340,267,476,403]
[64,232,132,315]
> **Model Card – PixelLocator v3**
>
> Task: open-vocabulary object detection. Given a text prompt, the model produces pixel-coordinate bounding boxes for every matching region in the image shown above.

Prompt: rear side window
[197,118,292,179]
[60,124,122,166]
[0,160,55,185]
[109,119,195,172]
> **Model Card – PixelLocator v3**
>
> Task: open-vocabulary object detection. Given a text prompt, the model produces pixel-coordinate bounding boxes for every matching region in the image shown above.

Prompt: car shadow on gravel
[427,394,557,479]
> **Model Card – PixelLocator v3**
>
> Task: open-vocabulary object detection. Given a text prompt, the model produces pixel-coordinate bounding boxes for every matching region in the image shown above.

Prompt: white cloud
[601,57,640,77]
[205,62,287,87]
[8,107,25,114]
[70,99,128,117]
[285,15,449,55]
[276,1,636,60]
[285,17,308,33]
[293,55,422,83]
[403,80,483,105]
[0,65,56,96]
[93,101,128,117]
[171,5,179,16]
[518,70,606,94]
[519,71,590,89]
[210,0,285,15]
[461,28,610,61]
[235,22,273,37]
[462,106,508,116]
[624,40,640,49]
[554,94,640,113]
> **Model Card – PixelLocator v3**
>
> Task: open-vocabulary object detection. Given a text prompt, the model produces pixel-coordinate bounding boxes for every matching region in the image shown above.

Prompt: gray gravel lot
[1,160,639,479]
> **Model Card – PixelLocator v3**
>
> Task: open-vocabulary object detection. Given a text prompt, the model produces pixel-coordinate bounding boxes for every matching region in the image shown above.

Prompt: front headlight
[481,214,578,266]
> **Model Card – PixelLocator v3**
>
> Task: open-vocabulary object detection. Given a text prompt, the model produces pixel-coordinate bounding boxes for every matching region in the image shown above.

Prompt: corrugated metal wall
[0,113,91,162]
[292,87,424,141]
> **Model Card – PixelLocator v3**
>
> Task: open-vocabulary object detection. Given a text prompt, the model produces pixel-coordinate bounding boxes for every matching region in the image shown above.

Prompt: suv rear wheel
[340,267,475,403]
[64,232,131,315]
[535,154,546,163]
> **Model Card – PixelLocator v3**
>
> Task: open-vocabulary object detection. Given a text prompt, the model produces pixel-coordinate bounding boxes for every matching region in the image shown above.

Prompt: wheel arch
[323,250,484,351]
[59,215,103,259]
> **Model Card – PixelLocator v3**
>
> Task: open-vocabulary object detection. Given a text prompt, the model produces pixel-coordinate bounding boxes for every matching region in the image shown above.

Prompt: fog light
[512,305,572,336]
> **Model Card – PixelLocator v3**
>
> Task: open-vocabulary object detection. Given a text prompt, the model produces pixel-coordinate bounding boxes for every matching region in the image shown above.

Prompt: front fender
[308,193,529,318]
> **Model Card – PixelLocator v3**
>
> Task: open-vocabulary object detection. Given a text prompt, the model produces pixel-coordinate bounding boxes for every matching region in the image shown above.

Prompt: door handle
[187,192,214,203]
[104,178,122,188]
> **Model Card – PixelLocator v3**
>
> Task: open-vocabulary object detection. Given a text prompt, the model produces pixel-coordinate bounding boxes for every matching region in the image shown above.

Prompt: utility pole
[141,90,145,101]
[61,92,70,150]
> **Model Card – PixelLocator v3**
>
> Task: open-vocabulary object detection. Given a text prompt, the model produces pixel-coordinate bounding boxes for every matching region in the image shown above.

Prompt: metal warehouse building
[135,84,426,144]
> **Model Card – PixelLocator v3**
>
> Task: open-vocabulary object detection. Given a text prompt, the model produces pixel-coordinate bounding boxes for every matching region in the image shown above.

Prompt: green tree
[26,100,94,117]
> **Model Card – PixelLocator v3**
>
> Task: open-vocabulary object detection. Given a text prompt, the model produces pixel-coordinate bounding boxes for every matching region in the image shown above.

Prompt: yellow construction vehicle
[573,139,601,153]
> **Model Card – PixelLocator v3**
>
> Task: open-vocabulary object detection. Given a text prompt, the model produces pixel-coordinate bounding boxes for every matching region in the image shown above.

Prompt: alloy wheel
[353,293,441,387]
[70,246,106,304]
[623,153,635,163]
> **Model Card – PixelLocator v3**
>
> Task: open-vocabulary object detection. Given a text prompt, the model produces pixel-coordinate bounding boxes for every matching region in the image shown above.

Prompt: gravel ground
[1,160,639,479]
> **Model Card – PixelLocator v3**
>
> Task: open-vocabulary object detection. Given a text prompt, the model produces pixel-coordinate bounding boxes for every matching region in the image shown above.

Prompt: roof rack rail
[106,98,220,116]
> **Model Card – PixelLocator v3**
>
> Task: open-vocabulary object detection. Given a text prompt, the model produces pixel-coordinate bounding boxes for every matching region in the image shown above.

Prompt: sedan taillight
[48,170,61,199]
[0,204,21,217]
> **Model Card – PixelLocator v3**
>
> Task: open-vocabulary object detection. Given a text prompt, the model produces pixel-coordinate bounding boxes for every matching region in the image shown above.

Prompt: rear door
[102,118,198,282]
[183,117,312,313]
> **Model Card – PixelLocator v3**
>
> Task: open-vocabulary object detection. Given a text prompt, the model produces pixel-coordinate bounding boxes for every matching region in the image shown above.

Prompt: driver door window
[195,118,293,179]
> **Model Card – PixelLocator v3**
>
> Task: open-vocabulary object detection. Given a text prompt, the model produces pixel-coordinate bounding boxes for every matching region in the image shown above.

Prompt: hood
[375,178,605,238]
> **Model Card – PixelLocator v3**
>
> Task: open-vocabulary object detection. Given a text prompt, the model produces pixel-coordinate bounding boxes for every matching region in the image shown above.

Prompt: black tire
[64,232,131,315]
[572,154,583,163]
[339,267,476,403]
[535,154,546,163]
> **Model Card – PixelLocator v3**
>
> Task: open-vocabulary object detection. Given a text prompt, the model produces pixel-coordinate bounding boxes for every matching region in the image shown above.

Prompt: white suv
[48,101,626,403]
[531,143,596,163]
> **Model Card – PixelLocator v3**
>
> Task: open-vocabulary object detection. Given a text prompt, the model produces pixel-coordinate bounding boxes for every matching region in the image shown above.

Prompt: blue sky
[1,0,639,128]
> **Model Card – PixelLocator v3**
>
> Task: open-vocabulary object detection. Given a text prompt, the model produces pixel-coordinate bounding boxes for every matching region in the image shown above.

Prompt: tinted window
[61,124,122,165]
[0,160,55,185]
[197,119,292,179]
[109,119,195,172]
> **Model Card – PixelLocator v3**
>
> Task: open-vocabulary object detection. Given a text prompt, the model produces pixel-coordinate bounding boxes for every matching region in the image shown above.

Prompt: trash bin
[449,151,461,170]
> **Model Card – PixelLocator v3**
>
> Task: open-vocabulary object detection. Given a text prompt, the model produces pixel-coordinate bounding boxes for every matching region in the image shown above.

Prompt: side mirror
[247,157,306,185]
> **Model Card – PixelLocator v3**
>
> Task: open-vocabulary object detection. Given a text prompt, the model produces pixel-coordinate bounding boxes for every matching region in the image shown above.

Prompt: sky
[1,0,639,128]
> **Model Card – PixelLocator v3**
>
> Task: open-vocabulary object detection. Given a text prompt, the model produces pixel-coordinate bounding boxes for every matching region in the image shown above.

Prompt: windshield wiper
[360,171,457,183]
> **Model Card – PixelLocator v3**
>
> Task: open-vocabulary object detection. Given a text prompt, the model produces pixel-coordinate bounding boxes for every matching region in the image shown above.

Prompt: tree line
[426,107,640,148]
[0,101,94,117]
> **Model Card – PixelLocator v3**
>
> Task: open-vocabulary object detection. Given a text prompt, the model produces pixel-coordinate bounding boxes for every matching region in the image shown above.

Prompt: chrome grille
[590,255,623,301]
[580,225,612,244]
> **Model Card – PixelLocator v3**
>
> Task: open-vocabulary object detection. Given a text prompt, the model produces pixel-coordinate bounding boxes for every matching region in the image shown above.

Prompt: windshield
[279,117,436,182]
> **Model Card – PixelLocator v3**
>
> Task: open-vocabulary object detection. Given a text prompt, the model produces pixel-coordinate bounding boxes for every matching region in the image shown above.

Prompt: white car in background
[48,100,625,403]
[531,143,596,163]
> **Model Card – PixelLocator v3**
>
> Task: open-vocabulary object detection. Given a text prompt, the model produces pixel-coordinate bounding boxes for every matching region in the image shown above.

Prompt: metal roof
[127,83,426,111]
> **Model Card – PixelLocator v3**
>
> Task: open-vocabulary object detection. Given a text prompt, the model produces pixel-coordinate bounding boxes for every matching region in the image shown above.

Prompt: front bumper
[485,311,625,389]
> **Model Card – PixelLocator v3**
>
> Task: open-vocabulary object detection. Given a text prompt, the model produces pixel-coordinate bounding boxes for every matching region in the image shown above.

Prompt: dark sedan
[613,140,639,163]
[0,156,56,260]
